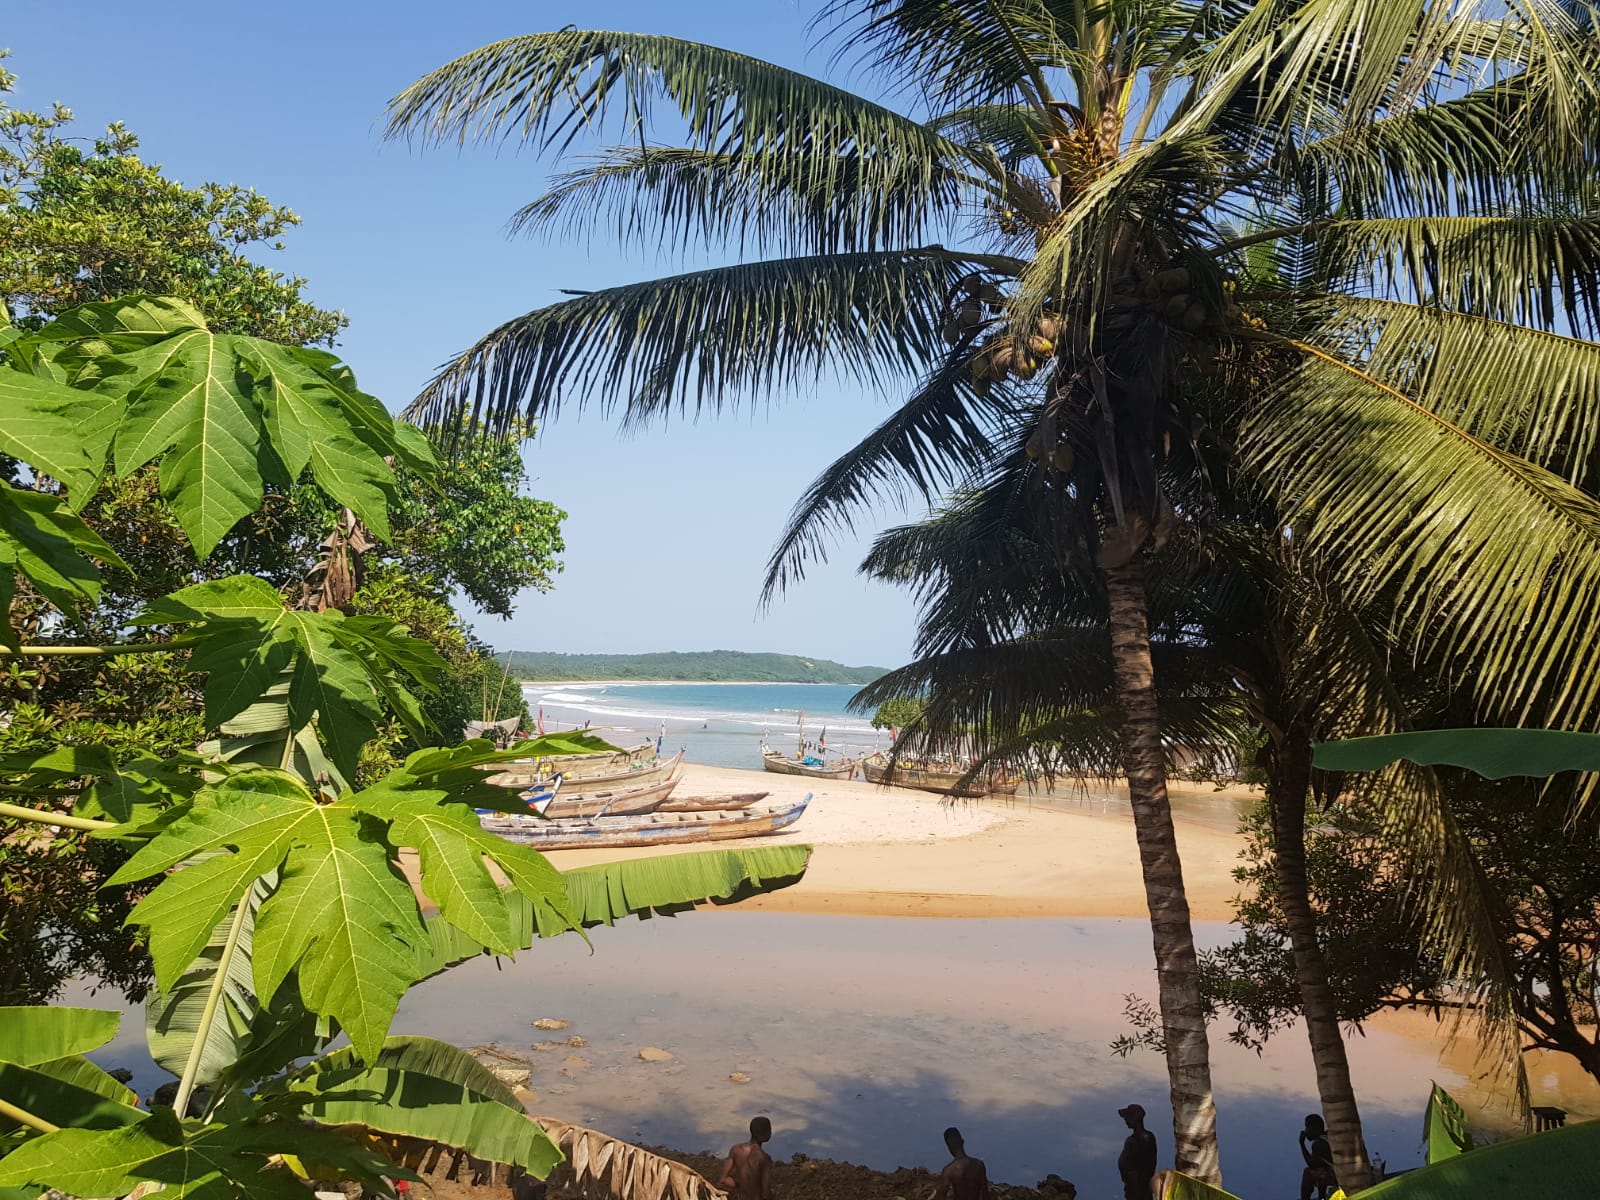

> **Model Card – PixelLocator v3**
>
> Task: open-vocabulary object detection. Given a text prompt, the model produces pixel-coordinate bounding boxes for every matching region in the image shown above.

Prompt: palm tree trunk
[1269,734,1376,1193]
[1103,556,1222,1183]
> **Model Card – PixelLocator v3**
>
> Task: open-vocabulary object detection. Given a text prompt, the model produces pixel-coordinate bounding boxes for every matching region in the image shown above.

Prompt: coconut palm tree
[389,2,1600,1180]
[854,474,1525,1194]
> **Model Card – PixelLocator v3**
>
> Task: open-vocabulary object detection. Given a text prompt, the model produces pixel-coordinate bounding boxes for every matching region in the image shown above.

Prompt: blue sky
[3,1,930,668]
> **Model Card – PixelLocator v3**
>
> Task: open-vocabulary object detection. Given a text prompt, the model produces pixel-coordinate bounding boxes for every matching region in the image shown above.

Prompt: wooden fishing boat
[532,769,683,819]
[479,796,810,849]
[990,777,1020,796]
[761,748,854,780]
[484,748,683,791]
[862,754,988,798]
[502,740,656,777]
[656,790,768,813]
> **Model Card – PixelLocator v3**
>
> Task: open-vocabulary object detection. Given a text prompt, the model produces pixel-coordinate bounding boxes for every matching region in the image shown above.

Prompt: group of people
[719,1104,1340,1200]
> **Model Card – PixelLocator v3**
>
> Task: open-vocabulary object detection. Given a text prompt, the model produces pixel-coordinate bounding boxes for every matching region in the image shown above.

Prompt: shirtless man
[931,1127,991,1200]
[720,1116,774,1200]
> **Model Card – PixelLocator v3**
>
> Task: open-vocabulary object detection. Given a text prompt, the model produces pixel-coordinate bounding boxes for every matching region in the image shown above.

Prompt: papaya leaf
[0,1110,396,1200]
[16,295,429,557]
[1315,728,1600,779]
[288,1037,560,1176]
[0,485,124,645]
[135,576,447,776]
[0,373,104,495]
[110,770,427,1061]
[0,1007,119,1065]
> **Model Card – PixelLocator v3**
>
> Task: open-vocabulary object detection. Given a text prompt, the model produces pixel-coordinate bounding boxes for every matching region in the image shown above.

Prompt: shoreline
[517,678,880,687]
[535,762,1254,921]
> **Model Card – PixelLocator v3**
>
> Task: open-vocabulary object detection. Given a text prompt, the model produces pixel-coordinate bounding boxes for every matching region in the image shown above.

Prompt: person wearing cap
[1116,1104,1157,1200]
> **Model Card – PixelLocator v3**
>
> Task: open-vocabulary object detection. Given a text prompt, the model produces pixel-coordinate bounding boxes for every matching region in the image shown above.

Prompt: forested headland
[504,650,888,684]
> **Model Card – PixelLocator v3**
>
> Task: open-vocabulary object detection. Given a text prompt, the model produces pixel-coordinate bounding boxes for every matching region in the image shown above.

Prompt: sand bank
[538,763,1253,921]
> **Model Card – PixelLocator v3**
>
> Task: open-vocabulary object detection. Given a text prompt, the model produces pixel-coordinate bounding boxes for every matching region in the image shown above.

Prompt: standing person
[931,1127,991,1200]
[1298,1114,1337,1200]
[1117,1104,1158,1200]
[720,1116,774,1200]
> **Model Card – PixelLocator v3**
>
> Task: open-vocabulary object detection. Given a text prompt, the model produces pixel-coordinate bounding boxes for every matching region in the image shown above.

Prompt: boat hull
[657,791,768,813]
[480,797,810,849]
[531,770,682,819]
[484,748,683,791]
[762,751,854,780]
[862,757,989,797]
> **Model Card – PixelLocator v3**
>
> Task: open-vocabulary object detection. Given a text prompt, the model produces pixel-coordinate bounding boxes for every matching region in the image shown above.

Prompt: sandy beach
[536,762,1254,921]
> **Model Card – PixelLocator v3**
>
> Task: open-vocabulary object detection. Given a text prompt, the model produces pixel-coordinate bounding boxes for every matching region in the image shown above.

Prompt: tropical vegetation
[0,291,811,1195]
[387,0,1600,1184]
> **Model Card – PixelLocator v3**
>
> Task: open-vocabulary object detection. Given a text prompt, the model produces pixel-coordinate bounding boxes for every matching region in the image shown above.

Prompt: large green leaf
[1354,1118,1600,1197]
[0,373,104,495]
[415,844,813,979]
[289,1037,560,1176]
[0,1110,395,1200]
[0,485,125,646]
[0,1008,120,1066]
[134,576,448,776]
[0,1062,146,1134]
[1314,729,1600,779]
[1157,1172,1242,1200]
[1424,1083,1475,1164]
[13,295,431,557]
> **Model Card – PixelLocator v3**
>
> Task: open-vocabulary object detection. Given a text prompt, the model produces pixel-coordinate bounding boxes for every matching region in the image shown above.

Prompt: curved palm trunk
[1103,556,1222,1183]
[1269,735,1376,1193]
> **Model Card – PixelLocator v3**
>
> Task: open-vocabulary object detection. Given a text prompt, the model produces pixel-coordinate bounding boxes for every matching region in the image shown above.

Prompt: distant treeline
[503,650,889,684]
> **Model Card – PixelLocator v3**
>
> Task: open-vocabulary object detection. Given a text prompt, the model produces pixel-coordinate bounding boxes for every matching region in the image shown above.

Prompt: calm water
[74,911,1537,1197]
[524,681,879,769]
[391,914,1479,1198]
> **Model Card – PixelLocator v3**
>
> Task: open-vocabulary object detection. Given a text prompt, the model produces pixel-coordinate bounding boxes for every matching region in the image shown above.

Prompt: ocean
[521,680,883,770]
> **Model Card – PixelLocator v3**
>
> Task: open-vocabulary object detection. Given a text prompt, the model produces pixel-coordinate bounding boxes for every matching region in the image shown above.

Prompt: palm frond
[761,359,1022,602]
[927,102,1053,166]
[1244,342,1600,729]
[1309,296,1600,490]
[813,0,1072,112]
[384,28,969,209]
[404,250,987,436]
[509,142,970,257]
[1319,215,1600,334]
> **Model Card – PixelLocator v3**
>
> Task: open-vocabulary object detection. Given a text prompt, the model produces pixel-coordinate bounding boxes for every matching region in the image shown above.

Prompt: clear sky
[3,1,928,668]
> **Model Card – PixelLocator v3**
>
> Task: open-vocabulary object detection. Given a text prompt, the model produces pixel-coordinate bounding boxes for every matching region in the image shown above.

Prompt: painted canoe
[656,790,768,813]
[762,749,854,780]
[479,796,810,850]
[531,770,683,820]
[483,748,683,791]
[862,755,989,798]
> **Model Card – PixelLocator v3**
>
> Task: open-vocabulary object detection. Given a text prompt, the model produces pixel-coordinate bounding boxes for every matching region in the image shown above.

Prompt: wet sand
[537,763,1254,920]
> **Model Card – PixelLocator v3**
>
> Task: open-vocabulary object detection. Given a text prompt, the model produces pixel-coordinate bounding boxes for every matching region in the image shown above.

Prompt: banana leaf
[1424,1083,1475,1164]
[539,1117,724,1200]
[416,844,812,977]
[145,875,274,1085]
[1313,729,1600,778]
[0,1008,119,1065]
[1354,1119,1600,1197]
[289,1036,559,1176]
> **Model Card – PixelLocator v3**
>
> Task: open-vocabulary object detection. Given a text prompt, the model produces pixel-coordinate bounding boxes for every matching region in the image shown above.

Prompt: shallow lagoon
[389,912,1491,1199]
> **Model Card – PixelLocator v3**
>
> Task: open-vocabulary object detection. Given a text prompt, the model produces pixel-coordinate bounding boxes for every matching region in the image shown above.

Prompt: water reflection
[394,913,1470,1197]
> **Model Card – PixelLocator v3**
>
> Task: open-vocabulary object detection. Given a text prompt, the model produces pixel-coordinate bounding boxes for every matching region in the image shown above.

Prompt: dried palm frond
[537,1117,727,1200]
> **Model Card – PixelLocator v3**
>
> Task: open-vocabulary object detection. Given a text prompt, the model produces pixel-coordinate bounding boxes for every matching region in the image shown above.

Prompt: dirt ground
[408,1144,1074,1200]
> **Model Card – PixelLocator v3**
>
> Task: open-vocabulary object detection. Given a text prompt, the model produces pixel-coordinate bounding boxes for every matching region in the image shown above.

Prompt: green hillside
[502,650,889,684]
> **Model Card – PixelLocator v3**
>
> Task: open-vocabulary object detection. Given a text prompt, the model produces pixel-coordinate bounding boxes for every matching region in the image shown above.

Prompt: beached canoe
[531,770,683,819]
[862,754,988,797]
[478,796,810,849]
[483,748,683,791]
[503,740,656,776]
[656,790,768,813]
[762,749,854,780]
